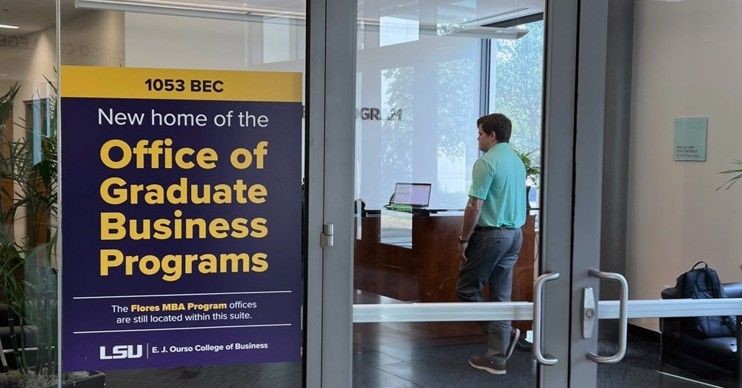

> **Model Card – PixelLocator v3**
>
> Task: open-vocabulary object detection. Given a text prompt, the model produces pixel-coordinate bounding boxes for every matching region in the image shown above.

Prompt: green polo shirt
[468,142,527,228]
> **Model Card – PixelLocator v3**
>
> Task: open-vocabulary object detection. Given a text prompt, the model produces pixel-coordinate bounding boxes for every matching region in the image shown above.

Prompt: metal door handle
[586,269,628,363]
[533,272,560,366]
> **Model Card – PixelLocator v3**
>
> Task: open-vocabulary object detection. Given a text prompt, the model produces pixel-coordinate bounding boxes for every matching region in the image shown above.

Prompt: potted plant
[0,83,103,388]
[718,160,742,190]
[514,148,541,210]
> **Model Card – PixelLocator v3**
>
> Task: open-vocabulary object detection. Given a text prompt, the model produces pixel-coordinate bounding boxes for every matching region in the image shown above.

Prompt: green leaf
[717,163,742,190]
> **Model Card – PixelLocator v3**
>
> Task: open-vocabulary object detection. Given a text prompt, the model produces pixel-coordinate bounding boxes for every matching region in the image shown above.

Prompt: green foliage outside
[492,20,545,172]
[437,57,478,160]
[377,22,544,205]
[514,148,541,186]
[381,66,414,192]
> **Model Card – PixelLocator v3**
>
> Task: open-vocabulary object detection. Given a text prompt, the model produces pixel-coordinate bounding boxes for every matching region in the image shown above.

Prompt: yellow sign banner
[61,66,302,102]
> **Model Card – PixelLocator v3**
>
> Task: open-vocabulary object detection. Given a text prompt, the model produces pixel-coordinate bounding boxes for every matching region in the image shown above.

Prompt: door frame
[569,0,742,386]
[569,0,609,386]
[539,0,580,384]
[306,0,357,387]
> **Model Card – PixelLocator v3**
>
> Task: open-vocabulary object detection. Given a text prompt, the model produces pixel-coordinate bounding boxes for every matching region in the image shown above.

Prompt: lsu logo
[99,345,143,360]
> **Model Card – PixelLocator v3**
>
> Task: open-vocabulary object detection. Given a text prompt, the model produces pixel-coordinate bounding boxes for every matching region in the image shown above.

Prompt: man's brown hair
[477,113,512,143]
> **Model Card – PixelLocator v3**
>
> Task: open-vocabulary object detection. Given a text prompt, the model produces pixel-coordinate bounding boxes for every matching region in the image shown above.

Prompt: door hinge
[320,223,334,248]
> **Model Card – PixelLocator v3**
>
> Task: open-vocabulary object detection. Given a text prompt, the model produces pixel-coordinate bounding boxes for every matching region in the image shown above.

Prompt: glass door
[569,1,742,387]
[340,0,578,387]
[56,1,310,387]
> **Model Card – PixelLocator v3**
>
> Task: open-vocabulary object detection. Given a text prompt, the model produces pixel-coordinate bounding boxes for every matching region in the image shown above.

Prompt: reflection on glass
[263,18,292,63]
[0,0,60,385]
[379,16,419,47]
[378,66,413,208]
[379,208,412,248]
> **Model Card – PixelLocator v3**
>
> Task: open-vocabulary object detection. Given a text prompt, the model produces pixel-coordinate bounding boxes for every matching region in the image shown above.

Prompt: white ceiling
[0,0,85,36]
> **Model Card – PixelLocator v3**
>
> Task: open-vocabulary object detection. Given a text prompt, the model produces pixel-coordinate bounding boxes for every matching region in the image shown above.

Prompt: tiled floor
[101,328,735,387]
[352,326,735,388]
[353,337,537,388]
[100,289,736,387]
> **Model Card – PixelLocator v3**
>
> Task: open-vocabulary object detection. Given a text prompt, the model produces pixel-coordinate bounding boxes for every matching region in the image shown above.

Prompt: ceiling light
[76,0,305,23]
[462,7,531,27]
[359,19,527,40]
[0,24,19,29]
[443,26,528,39]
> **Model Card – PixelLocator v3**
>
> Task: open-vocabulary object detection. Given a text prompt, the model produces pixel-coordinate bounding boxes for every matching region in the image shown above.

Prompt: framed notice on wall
[60,66,303,371]
[674,116,708,161]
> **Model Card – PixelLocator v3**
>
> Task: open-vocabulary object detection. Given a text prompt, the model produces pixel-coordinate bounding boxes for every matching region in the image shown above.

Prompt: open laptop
[390,182,431,208]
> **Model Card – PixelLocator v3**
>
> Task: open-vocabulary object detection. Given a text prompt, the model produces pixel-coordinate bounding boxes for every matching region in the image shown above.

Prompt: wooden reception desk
[354,211,536,309]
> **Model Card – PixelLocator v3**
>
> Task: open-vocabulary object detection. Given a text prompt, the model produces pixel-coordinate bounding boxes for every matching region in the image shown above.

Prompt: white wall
[124,13,304,72]
[0,27,56,139]
[628,0,742,330]
[0,10,123,134]
[125,14,248,69]
[62,10,124,67]
[0,10,124,115]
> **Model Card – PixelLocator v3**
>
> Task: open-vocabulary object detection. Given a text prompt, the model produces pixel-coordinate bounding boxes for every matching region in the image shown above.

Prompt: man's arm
[460,196,483,240]
[458,196,483,262]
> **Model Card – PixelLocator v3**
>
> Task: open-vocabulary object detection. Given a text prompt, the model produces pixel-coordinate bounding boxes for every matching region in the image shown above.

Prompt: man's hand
[458,240,468,264]
[458,196,482,266]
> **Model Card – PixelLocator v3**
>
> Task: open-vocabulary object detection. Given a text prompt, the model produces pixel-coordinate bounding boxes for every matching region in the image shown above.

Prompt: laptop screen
[392,183,431,207]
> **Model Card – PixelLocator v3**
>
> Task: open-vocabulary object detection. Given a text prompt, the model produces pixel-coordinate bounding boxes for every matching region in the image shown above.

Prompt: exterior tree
[492,20,545,166]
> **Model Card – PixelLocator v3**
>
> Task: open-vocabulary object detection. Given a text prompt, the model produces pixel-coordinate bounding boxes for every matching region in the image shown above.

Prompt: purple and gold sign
[61,66,303,371]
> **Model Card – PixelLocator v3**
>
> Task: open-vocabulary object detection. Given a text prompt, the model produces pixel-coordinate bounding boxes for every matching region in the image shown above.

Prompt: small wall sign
[674,116,708,162]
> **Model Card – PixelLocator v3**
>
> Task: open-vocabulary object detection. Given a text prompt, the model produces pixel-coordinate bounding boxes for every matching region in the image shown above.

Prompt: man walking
[456,113,527,375]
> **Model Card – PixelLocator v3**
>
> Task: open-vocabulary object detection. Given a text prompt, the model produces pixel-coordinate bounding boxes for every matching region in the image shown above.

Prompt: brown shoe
[468,356,506,375]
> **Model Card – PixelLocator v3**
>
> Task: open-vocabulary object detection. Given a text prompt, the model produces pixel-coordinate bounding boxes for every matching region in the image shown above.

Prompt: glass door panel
[0,1,58,387]
[575,1,742,387]
[352,1,550,386]
[59,1,307,386]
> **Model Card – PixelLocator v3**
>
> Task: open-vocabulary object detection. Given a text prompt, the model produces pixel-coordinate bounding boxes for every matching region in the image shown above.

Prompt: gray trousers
[456,227,522,364]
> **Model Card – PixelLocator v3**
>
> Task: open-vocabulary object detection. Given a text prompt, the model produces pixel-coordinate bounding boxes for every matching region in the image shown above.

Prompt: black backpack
[675,261,736,338]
